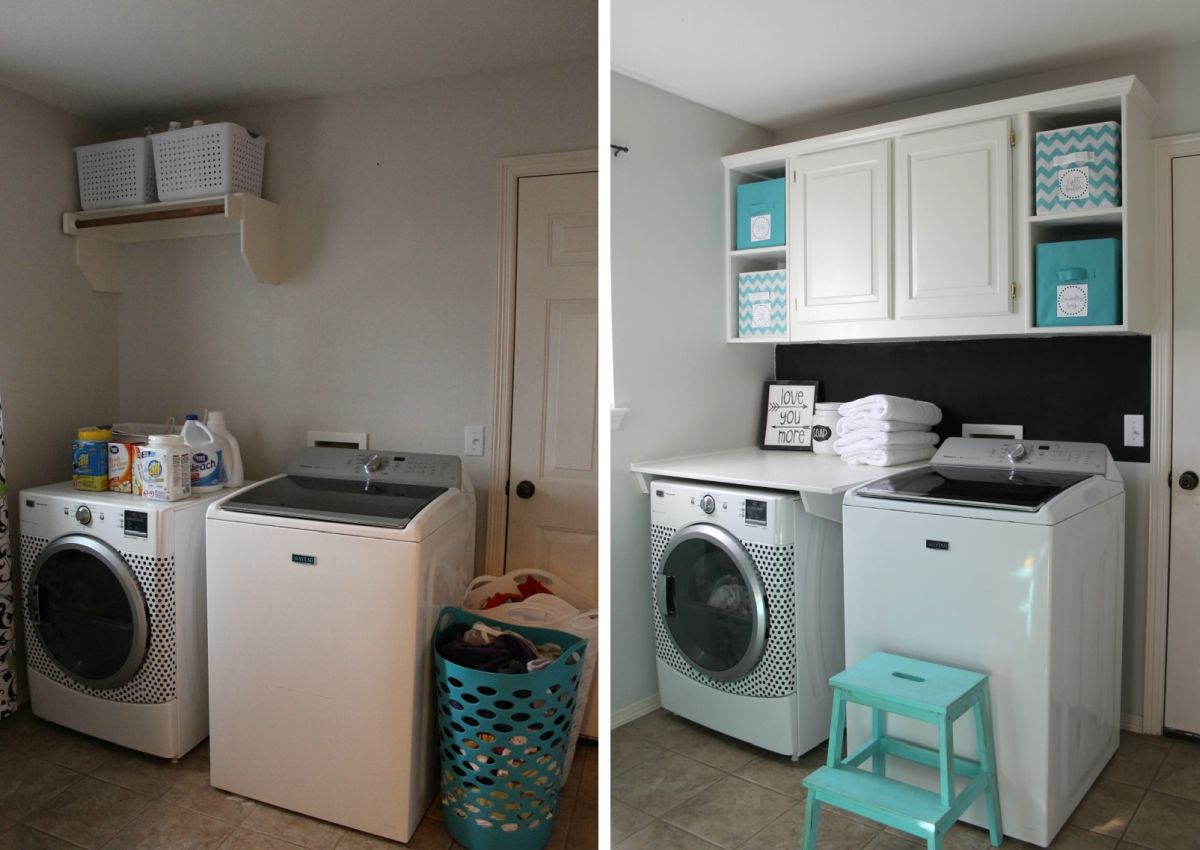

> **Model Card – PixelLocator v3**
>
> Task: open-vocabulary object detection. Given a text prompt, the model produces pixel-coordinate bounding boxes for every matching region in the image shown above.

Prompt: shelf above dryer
[62,193,283,292]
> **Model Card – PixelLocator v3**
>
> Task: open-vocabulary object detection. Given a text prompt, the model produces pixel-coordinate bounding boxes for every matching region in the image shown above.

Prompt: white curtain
[0,392,14,718]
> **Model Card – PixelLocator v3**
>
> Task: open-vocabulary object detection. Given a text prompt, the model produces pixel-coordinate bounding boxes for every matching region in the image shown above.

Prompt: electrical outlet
[464,425,484,457]
[1124,414,1144,447]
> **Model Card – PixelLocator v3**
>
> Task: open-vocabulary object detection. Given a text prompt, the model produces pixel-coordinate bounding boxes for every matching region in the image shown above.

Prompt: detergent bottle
[181,414,224,493]
[205,411,244,488]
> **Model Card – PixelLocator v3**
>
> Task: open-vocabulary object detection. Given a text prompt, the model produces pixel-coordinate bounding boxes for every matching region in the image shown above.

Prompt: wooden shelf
[730,245,786,260]
[63,193,282,292]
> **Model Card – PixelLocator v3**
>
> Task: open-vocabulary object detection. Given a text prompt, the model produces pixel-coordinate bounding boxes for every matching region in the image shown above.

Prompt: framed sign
[760,380,819,450]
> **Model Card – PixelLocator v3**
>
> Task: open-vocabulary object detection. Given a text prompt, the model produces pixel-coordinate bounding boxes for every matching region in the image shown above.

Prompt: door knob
[1180,471,1199,491]
[515,480,536,499]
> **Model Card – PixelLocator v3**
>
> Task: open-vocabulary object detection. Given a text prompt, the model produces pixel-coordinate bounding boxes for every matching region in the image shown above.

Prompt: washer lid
[856,465,1093,512]
[220,476,448,528]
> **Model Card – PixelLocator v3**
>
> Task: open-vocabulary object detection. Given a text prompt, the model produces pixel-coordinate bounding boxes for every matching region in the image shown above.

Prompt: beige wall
[114,59,597,567]
[0,85,112,513]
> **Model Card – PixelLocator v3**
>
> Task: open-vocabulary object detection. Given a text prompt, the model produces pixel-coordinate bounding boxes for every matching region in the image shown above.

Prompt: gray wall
[0,86,112,518]
[114,59,597,567]
[610,73,774,720]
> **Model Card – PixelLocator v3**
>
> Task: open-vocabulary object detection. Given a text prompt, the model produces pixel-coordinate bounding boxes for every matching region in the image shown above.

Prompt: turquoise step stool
[802,653,1002,850]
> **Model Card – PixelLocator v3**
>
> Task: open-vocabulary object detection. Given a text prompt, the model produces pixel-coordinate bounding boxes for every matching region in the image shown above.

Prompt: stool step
[805,766,950,828]
[830,652,986,712]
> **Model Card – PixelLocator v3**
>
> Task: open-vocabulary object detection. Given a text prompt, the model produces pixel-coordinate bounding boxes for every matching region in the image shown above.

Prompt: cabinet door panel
[791,141,890,326]
[896,118,1012,319]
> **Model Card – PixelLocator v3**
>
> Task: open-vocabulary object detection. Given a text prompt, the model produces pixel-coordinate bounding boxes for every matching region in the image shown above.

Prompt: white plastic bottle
[181,414,224,493]
[205,411,244,488]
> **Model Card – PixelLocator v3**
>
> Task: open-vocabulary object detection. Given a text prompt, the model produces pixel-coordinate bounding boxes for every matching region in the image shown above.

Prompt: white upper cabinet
[895,118,1012,320]
[791,141,891,325]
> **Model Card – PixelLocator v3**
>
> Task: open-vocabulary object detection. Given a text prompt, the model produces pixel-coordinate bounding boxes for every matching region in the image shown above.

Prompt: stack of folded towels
[833,394,943,467]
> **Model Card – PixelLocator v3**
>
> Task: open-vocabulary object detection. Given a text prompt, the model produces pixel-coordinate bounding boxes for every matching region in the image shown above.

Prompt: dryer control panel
[934,438,1109,475]
[649,478,798,546]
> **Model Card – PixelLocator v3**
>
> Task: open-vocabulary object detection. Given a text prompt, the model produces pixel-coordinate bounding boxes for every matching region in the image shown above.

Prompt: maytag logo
[292,554,317,565]
[926,540,950,551]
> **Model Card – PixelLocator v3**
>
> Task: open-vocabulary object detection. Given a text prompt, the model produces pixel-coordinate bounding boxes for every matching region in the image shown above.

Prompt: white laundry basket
[462,569,599,778]
[151,122,266,201]
[74,137,157,210]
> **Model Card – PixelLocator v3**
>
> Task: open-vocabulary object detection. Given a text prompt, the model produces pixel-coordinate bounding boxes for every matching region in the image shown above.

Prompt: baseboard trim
[1121,712,1144,734]
[612,693,661,729]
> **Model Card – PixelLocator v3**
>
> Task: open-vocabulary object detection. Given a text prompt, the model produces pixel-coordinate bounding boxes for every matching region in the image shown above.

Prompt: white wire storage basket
[151,122,266,201]
[74,137,157,210]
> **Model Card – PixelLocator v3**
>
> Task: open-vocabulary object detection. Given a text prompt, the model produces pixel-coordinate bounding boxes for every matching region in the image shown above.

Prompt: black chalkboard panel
[775,335,1150,463]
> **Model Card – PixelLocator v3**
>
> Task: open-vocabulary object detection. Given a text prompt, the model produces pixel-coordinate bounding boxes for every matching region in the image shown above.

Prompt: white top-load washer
[19,483,227,758]
[205,448,475,843]
[842,438,1125,847]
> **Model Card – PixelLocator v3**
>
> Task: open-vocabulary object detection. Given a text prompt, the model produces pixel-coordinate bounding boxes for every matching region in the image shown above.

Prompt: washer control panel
[934,437,1108,475]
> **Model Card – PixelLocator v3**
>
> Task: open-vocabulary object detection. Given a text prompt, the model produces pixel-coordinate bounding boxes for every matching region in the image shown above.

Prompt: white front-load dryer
[19,482,227,758]
[650,478,843,758]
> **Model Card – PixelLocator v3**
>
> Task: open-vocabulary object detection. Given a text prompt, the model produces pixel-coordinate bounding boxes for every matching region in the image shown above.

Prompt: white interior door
[1165,154,1200,735]
[505,172,598,600]
[790,140,891,325]
[895,117,1012,319]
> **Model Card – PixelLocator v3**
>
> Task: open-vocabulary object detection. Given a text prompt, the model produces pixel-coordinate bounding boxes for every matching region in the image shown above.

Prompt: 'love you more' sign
[760,381,819,450]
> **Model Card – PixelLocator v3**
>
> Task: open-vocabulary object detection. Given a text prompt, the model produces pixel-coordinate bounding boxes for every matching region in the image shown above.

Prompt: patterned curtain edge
[0,393,16,719]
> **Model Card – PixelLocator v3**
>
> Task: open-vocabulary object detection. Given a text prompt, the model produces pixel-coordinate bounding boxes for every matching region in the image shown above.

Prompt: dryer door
[657,524,768,681]
[28,534,149,689]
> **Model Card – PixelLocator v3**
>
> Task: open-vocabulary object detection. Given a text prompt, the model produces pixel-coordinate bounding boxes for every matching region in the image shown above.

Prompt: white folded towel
[833,430,940,454]
[835,417,932,437]
[838,394,943,426]
[842,445,938,467]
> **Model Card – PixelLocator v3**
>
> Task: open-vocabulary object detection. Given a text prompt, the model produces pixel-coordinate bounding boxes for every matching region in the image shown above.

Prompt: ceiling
[0,0,597,127]
[612,0,1200,130]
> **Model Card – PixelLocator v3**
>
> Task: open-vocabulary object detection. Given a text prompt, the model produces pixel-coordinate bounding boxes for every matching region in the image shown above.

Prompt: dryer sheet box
[1035,121,1120,214]
[1035,237,1121,327]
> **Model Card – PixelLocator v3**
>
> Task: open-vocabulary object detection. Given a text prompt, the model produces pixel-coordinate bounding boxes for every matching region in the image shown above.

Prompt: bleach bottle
[205,411,244,488]
[181,414,224,493]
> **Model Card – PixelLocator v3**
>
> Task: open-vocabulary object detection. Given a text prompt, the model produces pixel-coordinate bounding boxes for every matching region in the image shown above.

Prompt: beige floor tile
[0,824,82,850]
[89,748,207,799]
[1102,733,1171,789]
[241,805,345,850]
[0,816,10,837]
[21,775,150,849]
[611,801,655,845]
[1067,778,1145,837]
[566,797,597,849]
[1149,742,1200,803]
[545,796,576,850]
[219,829,307,849]
[1122,790,1200,849]
[663,775,793,849]
[162,771,259,826]
[612,726,667,777]
[733,751,814,799]
[104,802,236,849]
[1045,825,1118,848]
[938,821,1007,849]
[579,745,598,799]
[0,755,81,821]
[625,709,694,743]
[334,817,452,849]
[424,798,443,821]
[611,750,725,818]
[865,831,922,849]
[739,803,879,850]
[665,724,759,774]
[614,819,722,850]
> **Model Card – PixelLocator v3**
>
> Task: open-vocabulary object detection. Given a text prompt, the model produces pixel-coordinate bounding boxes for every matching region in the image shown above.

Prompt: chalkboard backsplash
[774,335,1151,463]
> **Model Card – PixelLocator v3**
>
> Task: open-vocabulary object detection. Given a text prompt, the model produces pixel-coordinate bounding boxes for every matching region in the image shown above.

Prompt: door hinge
[793,169,797,183]
[1010,130,1016,148]
[1169,472,1173,488]
[504,480,510,496]
[1009,282,1018,301]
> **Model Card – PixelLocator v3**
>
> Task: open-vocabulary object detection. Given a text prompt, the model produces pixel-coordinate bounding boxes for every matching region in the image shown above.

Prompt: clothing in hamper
[437,621,563,673]
[833,430,940,455]
[841,445,937,467]
[838,394,943,426]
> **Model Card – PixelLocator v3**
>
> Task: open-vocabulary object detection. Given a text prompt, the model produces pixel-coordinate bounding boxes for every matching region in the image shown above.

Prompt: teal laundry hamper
[433,607,587,850]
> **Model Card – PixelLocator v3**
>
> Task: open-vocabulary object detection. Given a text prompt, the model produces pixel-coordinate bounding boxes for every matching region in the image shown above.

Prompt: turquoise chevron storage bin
[736,178,786,249]
[434,607,587,850]
[738,270,787,338]
[1035,121,1120,214]
[1036,238,1121,327]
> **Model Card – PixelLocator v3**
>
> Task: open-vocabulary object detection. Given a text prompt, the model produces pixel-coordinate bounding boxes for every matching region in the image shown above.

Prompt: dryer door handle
[28,585,42,626]
[658,574,676,617]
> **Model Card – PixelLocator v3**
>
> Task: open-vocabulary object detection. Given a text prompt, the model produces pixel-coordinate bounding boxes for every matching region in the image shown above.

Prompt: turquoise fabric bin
[738,270,787,337]
[736,177,786,249]
[434,607,587,850]
[1035,237,1121,327]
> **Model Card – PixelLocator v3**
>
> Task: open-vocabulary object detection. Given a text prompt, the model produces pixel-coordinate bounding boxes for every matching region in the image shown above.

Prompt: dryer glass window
[661,536,765,677]
[31,547,145,686]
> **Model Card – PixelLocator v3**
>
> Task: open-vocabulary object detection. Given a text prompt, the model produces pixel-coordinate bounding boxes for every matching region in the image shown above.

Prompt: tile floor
[612,708,1200,849]
[0,708,597,849]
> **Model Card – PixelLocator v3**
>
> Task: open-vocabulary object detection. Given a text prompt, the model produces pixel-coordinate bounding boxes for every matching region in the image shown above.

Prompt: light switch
[1124,414,1144,447]
[464,425,485,457]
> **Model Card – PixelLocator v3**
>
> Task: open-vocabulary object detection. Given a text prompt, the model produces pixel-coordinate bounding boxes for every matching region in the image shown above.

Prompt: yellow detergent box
[72,427,112,491]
